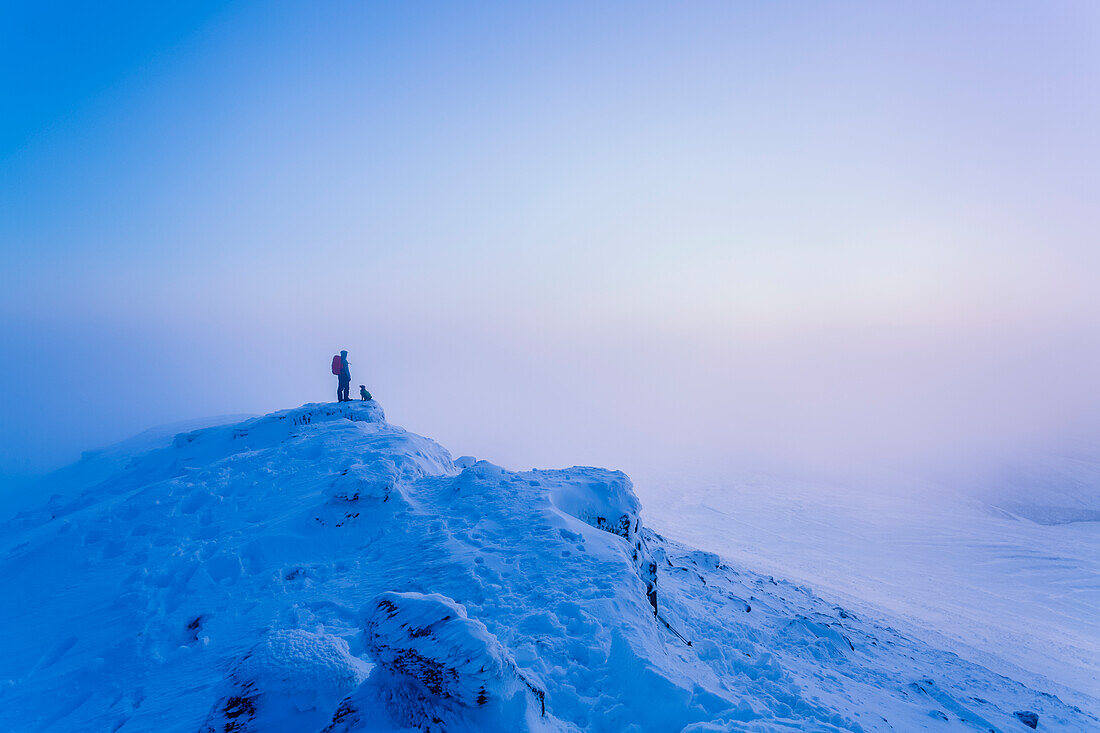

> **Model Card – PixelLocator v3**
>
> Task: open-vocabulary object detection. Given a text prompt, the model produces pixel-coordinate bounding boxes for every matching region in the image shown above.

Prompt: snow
[203,629,370,732]
[638,465,1100,705]
[0,401,1097,731]
[327,591,549,732]
[0,413,256,516]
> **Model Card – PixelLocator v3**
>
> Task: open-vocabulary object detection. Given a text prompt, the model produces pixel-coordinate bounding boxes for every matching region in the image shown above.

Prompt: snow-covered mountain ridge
[0,402,1095,732]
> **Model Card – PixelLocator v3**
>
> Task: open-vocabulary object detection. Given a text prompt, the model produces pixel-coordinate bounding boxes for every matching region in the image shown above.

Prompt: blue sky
[2,2,1099,499]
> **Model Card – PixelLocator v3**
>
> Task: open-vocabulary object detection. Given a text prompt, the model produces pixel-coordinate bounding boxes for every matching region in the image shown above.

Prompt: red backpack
[331,355,343,375]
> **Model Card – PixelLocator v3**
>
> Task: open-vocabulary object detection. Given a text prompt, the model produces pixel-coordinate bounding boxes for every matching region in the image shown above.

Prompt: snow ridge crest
[2,402,1096,733]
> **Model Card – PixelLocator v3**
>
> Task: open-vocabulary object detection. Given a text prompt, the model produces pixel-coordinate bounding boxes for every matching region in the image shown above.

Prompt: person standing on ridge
[332,350,351,402]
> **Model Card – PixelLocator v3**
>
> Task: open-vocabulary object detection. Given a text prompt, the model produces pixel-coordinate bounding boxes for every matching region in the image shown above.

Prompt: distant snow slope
[963,443,1100,525]
[0,402,1095,732]
[639,463,1100,709]
[0,414,256,516]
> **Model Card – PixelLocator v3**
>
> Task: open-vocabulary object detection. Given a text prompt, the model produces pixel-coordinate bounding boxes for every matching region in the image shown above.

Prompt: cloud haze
[2,2,1099,505]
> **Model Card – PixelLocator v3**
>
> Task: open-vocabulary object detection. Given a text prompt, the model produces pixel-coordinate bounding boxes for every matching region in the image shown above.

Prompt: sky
[2,1,1100,506]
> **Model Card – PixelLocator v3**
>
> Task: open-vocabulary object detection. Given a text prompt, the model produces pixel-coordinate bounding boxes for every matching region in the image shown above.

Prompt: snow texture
[0,401,1096,731]
[326,591,549,732]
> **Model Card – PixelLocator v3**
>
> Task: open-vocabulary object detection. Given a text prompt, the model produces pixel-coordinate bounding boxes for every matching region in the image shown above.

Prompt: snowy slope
[963,443,1100,525]
[0,414,256,517]
[638,465,1100,707]
[0,402,1095,732]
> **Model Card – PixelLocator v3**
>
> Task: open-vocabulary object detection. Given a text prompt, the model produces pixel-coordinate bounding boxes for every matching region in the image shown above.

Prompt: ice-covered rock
[202,629,369,733]
[1015,710,1039,728]
[324,592,549,732]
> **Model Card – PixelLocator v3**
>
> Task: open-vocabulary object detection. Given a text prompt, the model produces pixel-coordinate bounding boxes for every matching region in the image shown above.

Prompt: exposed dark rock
[325,592,547,731]
[1014,710,1039,728]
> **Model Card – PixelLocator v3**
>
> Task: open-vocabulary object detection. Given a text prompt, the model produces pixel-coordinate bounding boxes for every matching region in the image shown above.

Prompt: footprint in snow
[34,635,79,672]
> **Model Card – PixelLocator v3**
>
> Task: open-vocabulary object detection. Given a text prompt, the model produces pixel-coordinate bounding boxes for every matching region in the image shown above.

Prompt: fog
[3,307,1099,511]
[3,1,1100,514]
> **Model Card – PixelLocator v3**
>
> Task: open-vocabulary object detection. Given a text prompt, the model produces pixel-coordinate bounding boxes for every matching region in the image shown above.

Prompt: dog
[359,385,372,401]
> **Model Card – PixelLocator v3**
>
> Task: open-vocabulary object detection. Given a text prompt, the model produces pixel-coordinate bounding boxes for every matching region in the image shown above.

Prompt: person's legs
[338,377,350,401]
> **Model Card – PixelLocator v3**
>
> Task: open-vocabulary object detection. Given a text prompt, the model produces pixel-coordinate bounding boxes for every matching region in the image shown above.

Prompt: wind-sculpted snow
[325,592,550,732]
[0,401,1096,732]
[202,629,369,732]
[544,469,659,613]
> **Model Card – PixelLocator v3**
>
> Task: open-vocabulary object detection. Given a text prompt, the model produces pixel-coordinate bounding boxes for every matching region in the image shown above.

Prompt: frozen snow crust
[1,401,1096,731]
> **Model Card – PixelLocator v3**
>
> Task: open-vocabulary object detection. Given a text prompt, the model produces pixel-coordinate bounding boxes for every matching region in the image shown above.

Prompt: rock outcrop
[325,592,550,732]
